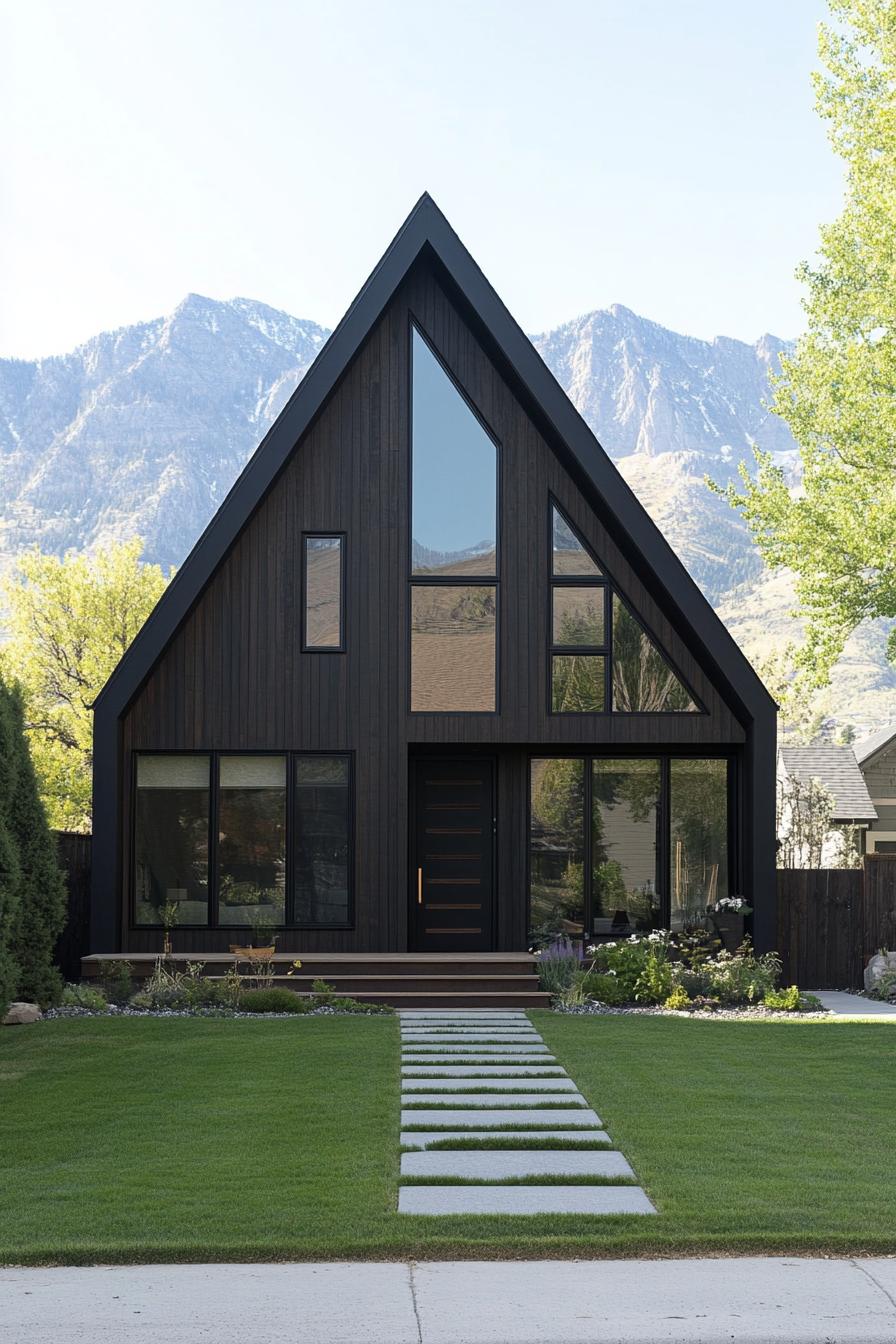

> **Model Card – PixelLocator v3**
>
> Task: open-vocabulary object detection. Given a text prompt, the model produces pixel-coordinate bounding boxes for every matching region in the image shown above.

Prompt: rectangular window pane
[134,754,209,926]
[592,759,660,936]
[551,654,605,712]
[293,755,351,925]
[217,755,286,927]
[529,758,584,943]
[304,536,343,648]
[552,586,604,646]
[670,759,729,930]
[411,585,496,712]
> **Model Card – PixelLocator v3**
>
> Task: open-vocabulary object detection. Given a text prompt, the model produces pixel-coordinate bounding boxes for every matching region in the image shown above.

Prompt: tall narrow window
[134,755,210,926]
[549,503,607,713]
[304,535,344,650]
[293,756,352,926]
[529,758,585,942]
[217,756,286,927]
[410,325,498,711]
[670,759,729,929]
[592,759,661,934]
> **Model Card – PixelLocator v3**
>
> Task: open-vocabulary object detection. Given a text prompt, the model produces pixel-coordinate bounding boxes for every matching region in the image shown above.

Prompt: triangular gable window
[548,500,700,714]
[611,595,698,712]
[552,504,601,576]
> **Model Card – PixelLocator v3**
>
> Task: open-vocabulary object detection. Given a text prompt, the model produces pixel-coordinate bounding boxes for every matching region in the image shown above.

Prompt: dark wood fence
[53,831,92,981]
[777,855,896,989]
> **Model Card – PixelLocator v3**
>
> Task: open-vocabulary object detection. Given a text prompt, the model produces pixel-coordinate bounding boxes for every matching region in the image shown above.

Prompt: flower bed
[52,961,394,1019]
[536,929,822,1015]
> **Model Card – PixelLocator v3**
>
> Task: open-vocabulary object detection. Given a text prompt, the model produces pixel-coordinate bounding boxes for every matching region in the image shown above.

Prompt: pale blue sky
[1,0,840,358]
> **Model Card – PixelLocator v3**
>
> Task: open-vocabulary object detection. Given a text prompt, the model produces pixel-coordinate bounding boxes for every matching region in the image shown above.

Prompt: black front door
[410,758,495,952]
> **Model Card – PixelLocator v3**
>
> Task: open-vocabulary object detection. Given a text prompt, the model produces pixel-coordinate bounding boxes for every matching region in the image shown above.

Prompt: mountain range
[1,293,893,731]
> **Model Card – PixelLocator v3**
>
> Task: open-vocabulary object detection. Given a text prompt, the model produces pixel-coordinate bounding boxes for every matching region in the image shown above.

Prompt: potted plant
[160,899,180,959]
[707,896,753,952]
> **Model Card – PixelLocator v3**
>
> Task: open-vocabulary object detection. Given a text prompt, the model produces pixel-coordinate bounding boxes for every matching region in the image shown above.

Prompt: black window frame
[302,531,347,653]
[547,495,705,716]
[526,750,738,942]
[130,749,355,931]
[408,316,502,716]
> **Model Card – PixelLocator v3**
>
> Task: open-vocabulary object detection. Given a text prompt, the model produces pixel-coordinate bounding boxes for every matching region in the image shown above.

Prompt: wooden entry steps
[80,952,549,1009]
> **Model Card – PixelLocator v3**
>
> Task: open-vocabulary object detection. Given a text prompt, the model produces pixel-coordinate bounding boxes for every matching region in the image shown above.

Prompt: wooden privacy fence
[777,855,896,989]
[53,830,92,981]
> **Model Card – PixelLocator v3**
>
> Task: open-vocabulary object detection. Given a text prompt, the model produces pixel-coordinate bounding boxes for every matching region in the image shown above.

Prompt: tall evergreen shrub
[0,679,23,1014]
[0,674,67,1008]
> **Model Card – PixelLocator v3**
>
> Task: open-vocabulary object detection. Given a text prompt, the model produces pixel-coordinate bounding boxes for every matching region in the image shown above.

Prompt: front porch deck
[80,951,548,1008]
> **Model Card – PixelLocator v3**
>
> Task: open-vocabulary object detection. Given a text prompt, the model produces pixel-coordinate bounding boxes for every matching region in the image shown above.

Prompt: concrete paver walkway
[7,1258,896,1343]
[811,989,896,1017]
[398,1008,653,1216]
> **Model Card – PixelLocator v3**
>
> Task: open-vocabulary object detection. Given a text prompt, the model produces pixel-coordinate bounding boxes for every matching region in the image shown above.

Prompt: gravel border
[44,1004,393,1020]
[553,1001,830,1020]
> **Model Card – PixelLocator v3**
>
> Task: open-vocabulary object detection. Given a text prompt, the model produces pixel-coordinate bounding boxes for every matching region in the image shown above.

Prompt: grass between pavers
[397,1175,638,1187]
[5,1012,896,1262]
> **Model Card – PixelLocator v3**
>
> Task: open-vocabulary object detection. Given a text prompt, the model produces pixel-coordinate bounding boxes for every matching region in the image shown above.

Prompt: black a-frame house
[89,195,776,978]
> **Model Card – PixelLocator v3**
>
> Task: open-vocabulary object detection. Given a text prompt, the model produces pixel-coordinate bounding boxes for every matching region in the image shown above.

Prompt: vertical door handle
[417,867,423,905]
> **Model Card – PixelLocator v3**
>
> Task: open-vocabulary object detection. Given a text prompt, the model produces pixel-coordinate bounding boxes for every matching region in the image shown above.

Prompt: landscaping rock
[2,1001,42,1025]
[864,951,896,995]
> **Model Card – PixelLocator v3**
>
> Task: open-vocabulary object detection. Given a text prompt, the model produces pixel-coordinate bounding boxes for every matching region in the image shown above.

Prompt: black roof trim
[95,193,774,723]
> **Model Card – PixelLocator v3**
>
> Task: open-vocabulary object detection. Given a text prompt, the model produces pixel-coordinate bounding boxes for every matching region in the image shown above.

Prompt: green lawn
[2,1011,896,1264]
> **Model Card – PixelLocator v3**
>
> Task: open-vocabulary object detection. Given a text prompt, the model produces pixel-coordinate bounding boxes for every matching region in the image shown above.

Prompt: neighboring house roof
[93,193,776,727]
[778,745,878,823]
[855,723,896,769]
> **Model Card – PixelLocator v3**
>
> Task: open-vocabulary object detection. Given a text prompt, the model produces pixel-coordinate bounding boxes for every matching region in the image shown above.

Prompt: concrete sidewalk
[811,989,896,1017]
[4,1257,896,1343]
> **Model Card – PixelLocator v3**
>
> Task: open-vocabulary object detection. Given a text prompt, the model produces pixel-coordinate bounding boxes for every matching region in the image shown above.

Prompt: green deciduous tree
[1,539,171,830]
[714,0,896,686]
[0,681,23,1015]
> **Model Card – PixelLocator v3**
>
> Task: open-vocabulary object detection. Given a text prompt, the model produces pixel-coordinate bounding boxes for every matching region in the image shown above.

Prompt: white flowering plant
[709,896,753,916]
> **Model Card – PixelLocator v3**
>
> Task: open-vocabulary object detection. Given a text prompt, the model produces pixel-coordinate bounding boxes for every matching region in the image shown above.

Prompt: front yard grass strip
[401,1136,615,1151]
[397,1175,638,1187]
[5,1013,896,1261]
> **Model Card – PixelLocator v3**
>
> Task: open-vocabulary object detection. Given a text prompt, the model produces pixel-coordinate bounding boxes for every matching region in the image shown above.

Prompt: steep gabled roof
[94,193,775,726]
[778,745,877,823]
[855,723,896,769]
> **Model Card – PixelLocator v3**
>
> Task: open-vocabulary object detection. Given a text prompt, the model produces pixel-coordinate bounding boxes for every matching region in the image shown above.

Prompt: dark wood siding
[119,262,748,954]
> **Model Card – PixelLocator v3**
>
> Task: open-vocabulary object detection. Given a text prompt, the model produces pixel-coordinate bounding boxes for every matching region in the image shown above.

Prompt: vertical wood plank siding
[119,263,747,954]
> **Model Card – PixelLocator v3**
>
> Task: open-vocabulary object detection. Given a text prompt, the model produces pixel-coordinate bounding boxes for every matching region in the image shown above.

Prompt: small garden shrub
[535,937,584,995]
[310,978,335,1003]
[578,970,628,1005]
[98,959,133,1004]
[61,982,107,1011]
[240,988,313,1014]
[762,984,801,1012]
[869,969,896,1003]
[664,984,691,1011]
[587,931,674,1004]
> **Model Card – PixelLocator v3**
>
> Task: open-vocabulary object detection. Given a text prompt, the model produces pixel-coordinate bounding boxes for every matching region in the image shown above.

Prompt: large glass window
[552,505,601,577]
[293,756,352,926]
[133,751,354,928]
[134,755,210,926]
[217,756,286,927]
[529,759,585,943]
[410,325,499,712]
[411,327,497,575]
[670,759,729,930]
[411,586,497,712]
[528,755,732,942]
[592,759,660,935]
[303,536,344,650]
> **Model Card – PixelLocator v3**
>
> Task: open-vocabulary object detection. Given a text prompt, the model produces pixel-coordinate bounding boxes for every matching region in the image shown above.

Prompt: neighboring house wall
[862,738,896,851]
